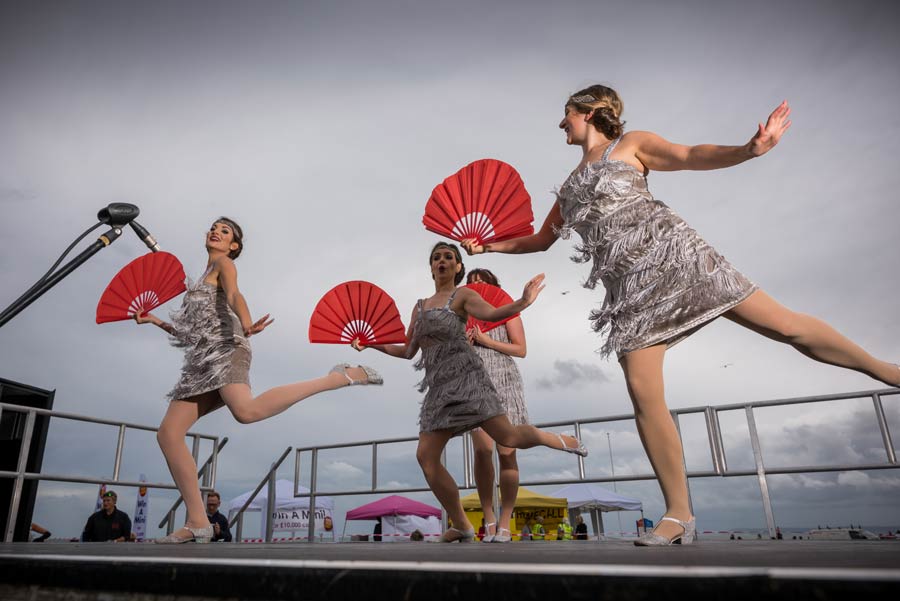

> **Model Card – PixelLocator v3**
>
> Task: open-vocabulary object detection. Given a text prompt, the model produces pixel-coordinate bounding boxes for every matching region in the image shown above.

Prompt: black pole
[0,226,123,328]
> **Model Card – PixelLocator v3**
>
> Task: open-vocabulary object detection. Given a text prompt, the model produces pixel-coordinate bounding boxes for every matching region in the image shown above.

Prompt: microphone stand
[0,204,151,329]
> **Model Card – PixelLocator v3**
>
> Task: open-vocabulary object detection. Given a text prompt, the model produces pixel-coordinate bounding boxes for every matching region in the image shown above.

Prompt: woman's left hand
[466,325,488,346]
[521,274,546,307]
[748,101,792,157]
[244,314,274,337]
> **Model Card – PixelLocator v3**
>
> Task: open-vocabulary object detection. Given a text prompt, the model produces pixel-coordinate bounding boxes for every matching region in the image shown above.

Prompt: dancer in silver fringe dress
[462,85,900,546]
[353,242,586,542]
[135,217,382,544]
[465,268,529,543]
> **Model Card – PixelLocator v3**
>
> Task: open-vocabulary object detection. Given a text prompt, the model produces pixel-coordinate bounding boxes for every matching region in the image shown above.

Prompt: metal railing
[286,387,898,541]
[0,401,223,542]
[227,446,292,543]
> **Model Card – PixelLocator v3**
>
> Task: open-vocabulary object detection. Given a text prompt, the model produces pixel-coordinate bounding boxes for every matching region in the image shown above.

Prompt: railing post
[209,436,220,488]
[462,431,472,488]
[670,411,694,519]
[4,410,36,542]
[704,407,723,474]
[872,393,897,464]
[191,435,200,467]
[575,421,586,480]
[166,509,175,535]
[371,443,378,491]
[306,449,318,542]
[236,513,244,542]
[265,471,276,543]
[746,406,777,538]
[112,424,126,481]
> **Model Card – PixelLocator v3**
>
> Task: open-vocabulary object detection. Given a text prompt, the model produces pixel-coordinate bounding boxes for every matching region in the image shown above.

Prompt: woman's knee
[497,449,518,471]
[226,403,259,424]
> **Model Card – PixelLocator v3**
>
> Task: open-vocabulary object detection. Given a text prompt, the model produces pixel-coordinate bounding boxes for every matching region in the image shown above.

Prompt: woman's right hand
[134,312,156,325]
[351,338,367,352]
[460,238,485,256]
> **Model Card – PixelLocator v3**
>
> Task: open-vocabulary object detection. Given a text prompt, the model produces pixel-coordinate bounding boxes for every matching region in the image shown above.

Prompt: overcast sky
[1,0,898,540]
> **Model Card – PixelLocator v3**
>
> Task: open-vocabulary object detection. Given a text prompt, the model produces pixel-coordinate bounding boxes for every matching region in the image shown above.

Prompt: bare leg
[416,430,472,538]
[479,415,580,451]
[471,429,497,535]
[218,366,371,424]
[620,345,691,542]
[495,445,519,533]
[471,428,520,535]
[157,391,222,537]
[725,290,900,386]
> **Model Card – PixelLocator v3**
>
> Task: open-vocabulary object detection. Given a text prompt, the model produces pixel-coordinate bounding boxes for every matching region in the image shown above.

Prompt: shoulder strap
[602,136,623,161]
[444,289,459,309]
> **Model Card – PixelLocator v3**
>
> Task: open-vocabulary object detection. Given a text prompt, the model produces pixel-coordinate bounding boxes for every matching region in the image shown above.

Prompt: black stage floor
[1,539,898,600]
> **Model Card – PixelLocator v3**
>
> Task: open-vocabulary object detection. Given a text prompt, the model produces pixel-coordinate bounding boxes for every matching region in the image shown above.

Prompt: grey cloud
[536,359,611,390]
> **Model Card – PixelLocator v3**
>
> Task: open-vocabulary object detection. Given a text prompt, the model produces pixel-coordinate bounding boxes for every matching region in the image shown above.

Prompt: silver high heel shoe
[634,516,696,546]
[557,433,588,457]
[481,522,497,543]
[491,527,512,543]
[330,363,383,386]
[154,524,214,544]
[441,527,476,543]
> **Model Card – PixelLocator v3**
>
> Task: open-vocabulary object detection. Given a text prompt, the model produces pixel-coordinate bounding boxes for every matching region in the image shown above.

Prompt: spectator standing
[520,521,532,541]
[532,516,546,541]
[574,515,588,540]
[82,490,131,542]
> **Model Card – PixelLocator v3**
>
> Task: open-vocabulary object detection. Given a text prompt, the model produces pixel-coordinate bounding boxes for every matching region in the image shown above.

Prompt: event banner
[94,483,108,513]
[133,474,150,541]
[270,507,334,536]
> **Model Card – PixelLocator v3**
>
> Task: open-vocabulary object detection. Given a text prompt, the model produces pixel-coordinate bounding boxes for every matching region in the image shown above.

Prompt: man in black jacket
[82,490,131,542]
[206,491,232,542]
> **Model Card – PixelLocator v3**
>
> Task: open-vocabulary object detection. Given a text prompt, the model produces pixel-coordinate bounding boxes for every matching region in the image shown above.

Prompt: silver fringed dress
[166,269,251,401]
[556,136,757,357]
[412,291,505,434]
[472,324,530,426]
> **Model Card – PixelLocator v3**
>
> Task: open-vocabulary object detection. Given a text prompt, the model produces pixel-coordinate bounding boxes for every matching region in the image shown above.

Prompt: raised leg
[479,415,580,451]
[156,392,222,536]
[218,366,372,424]
[725,290,900,386]
[620,344,691,542]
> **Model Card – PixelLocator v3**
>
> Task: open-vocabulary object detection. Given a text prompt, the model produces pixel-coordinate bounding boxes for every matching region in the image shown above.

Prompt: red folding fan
[96,252,187,323]
[465,282,518,334]
[423,159,534,245]
[309,281,406,345]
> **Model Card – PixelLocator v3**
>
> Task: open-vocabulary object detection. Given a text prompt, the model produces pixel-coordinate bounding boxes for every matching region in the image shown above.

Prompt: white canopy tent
[551,483,643,539]
[226,479,336,540]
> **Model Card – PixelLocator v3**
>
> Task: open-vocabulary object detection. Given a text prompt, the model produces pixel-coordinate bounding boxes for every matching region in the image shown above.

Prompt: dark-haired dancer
[136,217,381,543]
[353,242,586,542]
[463,85,900,546]
[465,268,529,543]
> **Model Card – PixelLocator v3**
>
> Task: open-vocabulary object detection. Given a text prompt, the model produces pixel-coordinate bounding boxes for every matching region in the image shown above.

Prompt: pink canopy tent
[345,495,441,520]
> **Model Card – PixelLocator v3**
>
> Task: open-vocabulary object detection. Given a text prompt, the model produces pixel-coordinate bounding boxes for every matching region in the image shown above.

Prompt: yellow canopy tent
[460,487,568,540]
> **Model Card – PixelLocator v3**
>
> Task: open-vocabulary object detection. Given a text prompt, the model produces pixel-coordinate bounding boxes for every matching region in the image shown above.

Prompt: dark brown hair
[466,268,499,287]
[215,216,244,259]
[566,84,625,139]
[207,491,221,501]
[429,242,465,285]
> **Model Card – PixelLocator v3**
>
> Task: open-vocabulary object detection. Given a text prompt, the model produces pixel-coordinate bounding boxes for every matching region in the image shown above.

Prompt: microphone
[97,203,140,226]
[129,220,161,252]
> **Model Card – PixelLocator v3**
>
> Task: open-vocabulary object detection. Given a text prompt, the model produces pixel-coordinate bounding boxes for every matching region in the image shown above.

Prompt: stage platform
[1,539,898,600]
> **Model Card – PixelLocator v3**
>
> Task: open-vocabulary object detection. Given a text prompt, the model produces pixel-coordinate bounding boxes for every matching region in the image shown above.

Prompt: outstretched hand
[521,274,546,307]
[460,238,485,256]
[244,314,274,337]
[748,101,792,157]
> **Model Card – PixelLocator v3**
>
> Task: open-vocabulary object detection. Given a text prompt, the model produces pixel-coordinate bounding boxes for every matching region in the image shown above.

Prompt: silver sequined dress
[166,268,251,401]
[556,136,757,357]
[412,291,505,434]
[472,324,529,426]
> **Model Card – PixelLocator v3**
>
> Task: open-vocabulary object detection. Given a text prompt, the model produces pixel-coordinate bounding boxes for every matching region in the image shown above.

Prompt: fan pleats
[465,282,518,333]
[309,281,406,345]
[96,252,187,324]
[423,159,534,245]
